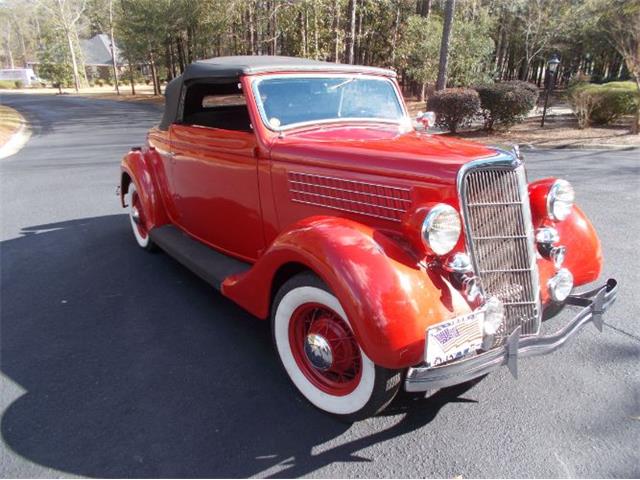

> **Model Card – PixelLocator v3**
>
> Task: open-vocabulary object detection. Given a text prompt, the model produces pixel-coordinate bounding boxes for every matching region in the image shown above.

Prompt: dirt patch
[456,115,639,148]
[406,98,639,148]
[0,105,24,147]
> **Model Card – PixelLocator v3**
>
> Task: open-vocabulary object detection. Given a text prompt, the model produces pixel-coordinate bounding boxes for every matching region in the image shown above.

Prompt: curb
[0,113,31,159]
[518,143,639,151]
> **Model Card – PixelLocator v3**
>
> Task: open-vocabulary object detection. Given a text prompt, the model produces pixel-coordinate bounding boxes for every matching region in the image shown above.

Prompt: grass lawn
[1,84,164,105]
[0,105,25,147]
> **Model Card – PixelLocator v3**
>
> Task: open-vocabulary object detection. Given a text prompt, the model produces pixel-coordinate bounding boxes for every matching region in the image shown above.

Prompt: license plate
[425,310,485,367]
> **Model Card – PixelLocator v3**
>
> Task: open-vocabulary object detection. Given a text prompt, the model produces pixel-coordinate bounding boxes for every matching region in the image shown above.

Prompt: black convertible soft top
[159,55,396,130]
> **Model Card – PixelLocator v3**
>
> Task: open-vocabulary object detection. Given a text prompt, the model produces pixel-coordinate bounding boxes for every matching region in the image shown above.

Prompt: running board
[149,225,251,291]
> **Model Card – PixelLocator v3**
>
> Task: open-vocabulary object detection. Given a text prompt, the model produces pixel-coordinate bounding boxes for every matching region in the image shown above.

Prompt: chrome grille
[460,162,541,338]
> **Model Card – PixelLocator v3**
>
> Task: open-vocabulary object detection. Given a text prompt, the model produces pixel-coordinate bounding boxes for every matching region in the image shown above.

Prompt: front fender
[529,179,603,304]
[120,149,169,230]
[222,216,472,369]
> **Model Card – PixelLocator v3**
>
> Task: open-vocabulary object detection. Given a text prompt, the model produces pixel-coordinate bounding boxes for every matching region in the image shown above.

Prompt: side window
[202,94,245,108]
[181,82,252,132]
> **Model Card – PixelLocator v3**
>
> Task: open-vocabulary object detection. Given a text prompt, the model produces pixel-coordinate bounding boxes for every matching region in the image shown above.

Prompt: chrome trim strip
[287,171,411,222]
[289,189,407,213]
[289,181,412,202]
[289,198,402,222]
[289,174,411,193]
[516,163,542,333]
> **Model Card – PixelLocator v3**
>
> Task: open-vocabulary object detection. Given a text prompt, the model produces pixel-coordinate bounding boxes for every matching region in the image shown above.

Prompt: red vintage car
[119,56,617,421]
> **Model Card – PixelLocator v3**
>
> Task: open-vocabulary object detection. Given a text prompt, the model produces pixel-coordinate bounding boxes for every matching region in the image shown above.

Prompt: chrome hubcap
[304,333,333,371]
[131,206,141,224]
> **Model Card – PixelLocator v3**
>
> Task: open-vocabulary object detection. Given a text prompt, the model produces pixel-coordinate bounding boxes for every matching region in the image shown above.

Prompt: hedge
[426,88,480,133]
[0,80,17,89]
[476,81,538,130]
[567,81,639,128]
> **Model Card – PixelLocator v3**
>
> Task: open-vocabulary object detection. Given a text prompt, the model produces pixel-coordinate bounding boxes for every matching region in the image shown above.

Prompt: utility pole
[436,0,455,91]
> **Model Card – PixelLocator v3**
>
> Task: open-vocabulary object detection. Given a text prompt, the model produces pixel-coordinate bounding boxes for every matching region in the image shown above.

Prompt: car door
[168,81,264,261]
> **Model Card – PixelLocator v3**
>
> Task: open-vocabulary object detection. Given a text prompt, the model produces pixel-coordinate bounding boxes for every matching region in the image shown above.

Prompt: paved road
[1,93,638,478]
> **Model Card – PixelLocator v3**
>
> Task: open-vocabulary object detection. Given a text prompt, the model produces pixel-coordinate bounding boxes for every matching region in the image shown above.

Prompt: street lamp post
[541,54,560,127]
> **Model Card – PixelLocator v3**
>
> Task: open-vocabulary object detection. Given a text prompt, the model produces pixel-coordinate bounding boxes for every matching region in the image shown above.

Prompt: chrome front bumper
[404,279,618,392]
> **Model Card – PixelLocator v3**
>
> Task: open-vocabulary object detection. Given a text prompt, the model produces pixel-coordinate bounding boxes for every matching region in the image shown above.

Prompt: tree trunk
[299,10,307,57]
[128,58,136,95]
[333,0,341,62]
[271,0,278,54]
[73,27,88,86]
[537,60,544,87]
[4,23,14,69]
[354,3,362,64]
[390,1,400,66]
[632,77,640,134]
[176,37,186,72]
[416,0,432,18]
[494,21,504,72]
[248,2,256,55]
[108,0,120,95]
[165,40,175,80]
[256,3,263,56]
[346,0,356,64]
[149,49,159,96]
[15,22,28,68]
[54,0,87,89]
[313,2,319,60]
[436,0,455,90]
[65,28,81,92]
[186,27,194,62]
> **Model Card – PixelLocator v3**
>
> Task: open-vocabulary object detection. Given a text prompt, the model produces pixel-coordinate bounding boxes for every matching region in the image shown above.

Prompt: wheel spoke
[290,302,363,395]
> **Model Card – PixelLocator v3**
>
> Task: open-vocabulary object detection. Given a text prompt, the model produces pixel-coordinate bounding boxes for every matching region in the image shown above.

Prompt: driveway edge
[0,111,31,160]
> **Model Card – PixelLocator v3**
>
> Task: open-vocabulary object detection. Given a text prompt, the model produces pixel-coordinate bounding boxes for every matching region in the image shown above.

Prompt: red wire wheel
[288,303,363,396]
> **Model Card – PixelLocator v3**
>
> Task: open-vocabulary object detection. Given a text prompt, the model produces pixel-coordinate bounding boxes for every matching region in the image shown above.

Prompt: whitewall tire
[271,272,401,421]
[127,183,154,251]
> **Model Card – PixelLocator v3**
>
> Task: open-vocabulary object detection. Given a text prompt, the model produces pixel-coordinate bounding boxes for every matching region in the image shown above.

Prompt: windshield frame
[250,73,410,132]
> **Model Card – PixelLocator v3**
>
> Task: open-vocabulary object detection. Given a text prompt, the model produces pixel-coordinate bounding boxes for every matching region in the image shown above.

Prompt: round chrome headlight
[547,179,575,221]
[421,204,461,255]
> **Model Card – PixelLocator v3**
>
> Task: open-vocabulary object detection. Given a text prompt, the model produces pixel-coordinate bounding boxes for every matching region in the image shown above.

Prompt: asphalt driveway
[0,93,638,478]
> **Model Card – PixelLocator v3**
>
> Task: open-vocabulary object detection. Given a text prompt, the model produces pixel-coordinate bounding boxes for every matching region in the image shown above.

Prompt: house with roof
[80,33,124,80]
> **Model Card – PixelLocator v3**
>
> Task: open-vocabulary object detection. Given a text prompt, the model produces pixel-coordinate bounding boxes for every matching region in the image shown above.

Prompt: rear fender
[222,216,472,369]
[120,149,169,230]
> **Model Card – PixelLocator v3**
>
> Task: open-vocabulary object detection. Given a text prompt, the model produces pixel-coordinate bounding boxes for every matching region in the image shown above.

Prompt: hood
[269,124,498,184]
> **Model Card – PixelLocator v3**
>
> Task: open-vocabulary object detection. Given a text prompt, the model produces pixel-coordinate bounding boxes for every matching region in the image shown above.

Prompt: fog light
[535,227,559,245]
[445,252,473,274]
[462,275,482,302]
[483,297,504,336]
[548,268,573,302]
[550,245,566,268]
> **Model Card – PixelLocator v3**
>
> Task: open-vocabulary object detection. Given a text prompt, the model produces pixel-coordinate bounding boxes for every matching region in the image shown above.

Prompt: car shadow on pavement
[1,215,479,478]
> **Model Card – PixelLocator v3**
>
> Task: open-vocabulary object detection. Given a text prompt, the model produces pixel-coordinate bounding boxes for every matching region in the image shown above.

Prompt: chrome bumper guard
[404,279,618,392]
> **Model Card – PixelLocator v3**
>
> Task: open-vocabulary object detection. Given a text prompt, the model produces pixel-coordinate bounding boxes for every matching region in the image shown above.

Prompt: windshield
[253,75,406,130]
